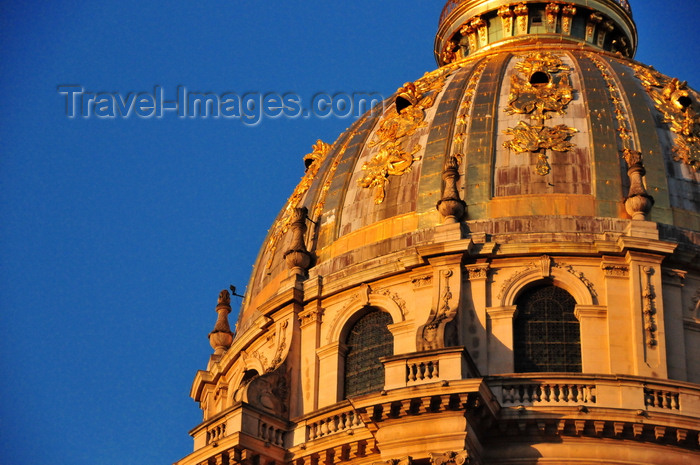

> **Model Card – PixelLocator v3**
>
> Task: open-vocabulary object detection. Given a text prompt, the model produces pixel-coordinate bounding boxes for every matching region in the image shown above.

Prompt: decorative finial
[436,155,466,223]
[208,289,233,355]
[283,206,312,275]
[622,149,654,220]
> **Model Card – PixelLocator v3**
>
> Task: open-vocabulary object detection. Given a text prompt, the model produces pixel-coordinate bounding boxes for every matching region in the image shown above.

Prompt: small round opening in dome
[529,71,550,85]
[676,95,692,110]
[395,96,412,114]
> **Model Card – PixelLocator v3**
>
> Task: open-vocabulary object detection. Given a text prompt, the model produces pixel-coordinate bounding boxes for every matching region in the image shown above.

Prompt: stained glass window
[344,309,393,398]
[513,285,581,373]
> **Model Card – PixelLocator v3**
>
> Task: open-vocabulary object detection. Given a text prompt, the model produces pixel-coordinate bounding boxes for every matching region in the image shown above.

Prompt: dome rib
[415,61,479,219]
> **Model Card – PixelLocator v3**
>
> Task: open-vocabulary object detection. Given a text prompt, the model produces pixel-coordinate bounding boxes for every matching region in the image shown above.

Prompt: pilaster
[601,258,633,374]
[662,268,688,381]
[316,342,348,408]
[465,262,490,374]
[626,251,669,378]
[574,305,610,373]
[486,305,517,374]
[299,302,324,414]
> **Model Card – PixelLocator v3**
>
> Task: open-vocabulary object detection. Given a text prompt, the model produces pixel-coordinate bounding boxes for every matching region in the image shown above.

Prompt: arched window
[344,309,393,397]
[513,284,581,373]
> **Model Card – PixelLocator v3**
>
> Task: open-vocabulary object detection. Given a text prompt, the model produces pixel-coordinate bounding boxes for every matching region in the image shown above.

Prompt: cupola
[435,0,637,66]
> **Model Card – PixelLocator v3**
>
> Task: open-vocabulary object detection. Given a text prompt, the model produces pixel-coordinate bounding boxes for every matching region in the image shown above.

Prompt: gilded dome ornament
[503,122,578,176]
[303,139,332,171]
[506,53,574,120]
[633,65,700,171]
[358,73,449,204]
[504,52,578,176]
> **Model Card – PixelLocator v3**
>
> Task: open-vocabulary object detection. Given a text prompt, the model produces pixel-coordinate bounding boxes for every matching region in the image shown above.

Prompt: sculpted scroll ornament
[601,264,629,277]
[497,258,596,302]
[633,65,700,171]
[504,52,578,176]
[379,458,413,465]
[359,70,449,204]
[429,451,469,465]
[411,274,433,288]
[553,262,597,298]
[418,269,458,350]
[245,365,289,416]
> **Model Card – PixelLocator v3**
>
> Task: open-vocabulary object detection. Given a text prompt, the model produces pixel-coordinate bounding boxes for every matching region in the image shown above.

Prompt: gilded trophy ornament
[303,139,332,171]
[358,71,448,204]
[503,52,578,176]
[633,65,700,171]
[503,121,578,175]
[506,55,574,119]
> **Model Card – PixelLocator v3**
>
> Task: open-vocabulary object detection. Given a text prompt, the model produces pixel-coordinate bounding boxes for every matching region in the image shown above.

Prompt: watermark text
[57,85,384,125]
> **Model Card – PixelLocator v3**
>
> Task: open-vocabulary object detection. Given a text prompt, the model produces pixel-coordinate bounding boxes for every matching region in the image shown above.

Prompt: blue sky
[1,1,698,465]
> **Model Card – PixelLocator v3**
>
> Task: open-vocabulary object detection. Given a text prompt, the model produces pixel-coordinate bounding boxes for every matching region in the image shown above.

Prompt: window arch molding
[487,259,608,374]
[497,259,596,309]
[513,283,582,373]
[342,308,394,397]
[315,284,407,407]
[326,283,405,345]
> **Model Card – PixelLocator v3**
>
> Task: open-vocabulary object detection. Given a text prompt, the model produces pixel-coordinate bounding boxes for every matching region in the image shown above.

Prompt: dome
[178,2,700,465]
[236,31,700,337]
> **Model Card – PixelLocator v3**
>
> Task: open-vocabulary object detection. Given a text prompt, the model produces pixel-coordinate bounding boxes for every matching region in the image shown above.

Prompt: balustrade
[499,382,596,405]
[307,409,363,440]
